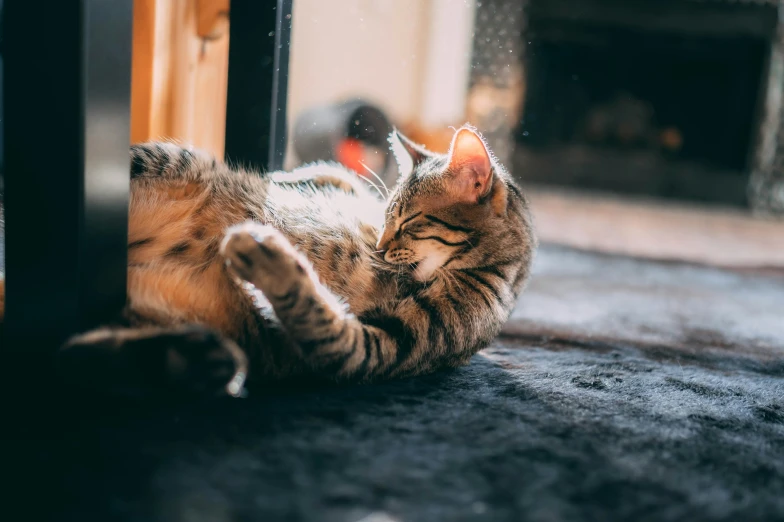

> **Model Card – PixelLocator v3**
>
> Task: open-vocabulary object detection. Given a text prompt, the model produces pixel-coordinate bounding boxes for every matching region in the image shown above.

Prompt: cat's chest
[270,189,387,312]
[292,228,382,313]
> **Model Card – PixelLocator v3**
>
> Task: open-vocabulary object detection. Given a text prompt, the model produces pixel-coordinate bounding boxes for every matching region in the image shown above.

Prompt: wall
[286,0,476,164]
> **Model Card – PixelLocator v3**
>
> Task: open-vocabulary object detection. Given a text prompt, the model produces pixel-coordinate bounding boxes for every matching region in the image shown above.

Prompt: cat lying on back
[33,126,536,397]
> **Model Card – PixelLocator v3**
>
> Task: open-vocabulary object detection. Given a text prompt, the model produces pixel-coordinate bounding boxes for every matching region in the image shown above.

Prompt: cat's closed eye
[402,222,426,234]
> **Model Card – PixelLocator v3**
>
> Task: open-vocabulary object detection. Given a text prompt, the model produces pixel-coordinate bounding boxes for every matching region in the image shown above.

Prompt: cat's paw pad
[221,222,307,296]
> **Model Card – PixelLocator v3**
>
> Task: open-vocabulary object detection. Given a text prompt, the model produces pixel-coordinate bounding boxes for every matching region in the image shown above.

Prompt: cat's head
[377,125,536,285]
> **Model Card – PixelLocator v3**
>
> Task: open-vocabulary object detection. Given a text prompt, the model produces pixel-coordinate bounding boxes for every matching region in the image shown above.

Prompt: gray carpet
[4,245,784,522]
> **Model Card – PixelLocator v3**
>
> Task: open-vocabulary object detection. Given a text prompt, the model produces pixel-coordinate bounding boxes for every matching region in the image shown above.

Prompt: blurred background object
[291,99,394,185]
[44,0,784,268]
[283,0,784,269]
[511,0,771,209]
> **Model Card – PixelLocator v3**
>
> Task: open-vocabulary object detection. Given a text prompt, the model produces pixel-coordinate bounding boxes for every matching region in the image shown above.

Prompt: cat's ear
[389,130,432,179]
[446,126,494,204]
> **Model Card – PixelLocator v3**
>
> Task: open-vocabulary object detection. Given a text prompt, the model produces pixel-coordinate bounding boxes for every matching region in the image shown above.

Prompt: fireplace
[468,0,784,211]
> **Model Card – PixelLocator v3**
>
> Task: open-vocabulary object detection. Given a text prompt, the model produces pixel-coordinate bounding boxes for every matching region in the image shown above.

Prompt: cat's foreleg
[221,222,434,380]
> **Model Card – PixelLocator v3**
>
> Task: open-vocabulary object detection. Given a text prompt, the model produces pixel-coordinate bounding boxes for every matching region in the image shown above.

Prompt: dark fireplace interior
[515,0,775,207]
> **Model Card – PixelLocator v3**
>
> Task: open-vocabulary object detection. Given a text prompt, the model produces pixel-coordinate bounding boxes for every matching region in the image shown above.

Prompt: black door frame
[3,0,133,350]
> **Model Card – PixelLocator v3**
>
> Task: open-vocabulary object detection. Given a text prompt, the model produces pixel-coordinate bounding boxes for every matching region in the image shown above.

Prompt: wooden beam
[197,0,230,40]
[130,0,231,158]
[130,0,156,144]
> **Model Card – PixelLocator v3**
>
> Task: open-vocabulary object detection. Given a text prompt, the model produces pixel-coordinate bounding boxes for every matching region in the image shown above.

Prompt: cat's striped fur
[57,126,536,396]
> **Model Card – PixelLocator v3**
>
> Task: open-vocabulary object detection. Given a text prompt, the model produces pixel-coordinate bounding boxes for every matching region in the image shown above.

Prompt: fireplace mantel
[469,0,784,215]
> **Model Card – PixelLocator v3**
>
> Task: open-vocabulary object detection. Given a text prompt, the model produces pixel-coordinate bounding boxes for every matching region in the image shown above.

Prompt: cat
[28,126,537,397]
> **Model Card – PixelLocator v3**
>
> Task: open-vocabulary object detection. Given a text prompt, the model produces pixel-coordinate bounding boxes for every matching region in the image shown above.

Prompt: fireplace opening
[515,6,770,207]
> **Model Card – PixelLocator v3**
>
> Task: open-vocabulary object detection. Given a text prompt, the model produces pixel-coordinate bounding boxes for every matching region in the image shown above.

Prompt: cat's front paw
[221,222,308,298]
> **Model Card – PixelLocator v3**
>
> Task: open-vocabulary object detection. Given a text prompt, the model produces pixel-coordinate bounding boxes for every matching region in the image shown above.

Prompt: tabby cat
[24,126,536,397]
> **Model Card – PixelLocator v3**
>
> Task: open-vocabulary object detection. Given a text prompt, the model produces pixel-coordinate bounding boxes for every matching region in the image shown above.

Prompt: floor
[527,186,784,269]
[5,244,784,522]
[2,194,783,521]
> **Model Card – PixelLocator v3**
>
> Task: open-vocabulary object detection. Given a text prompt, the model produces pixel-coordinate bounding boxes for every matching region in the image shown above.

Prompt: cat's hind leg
[130,142,218,181]
[58,324,248,398]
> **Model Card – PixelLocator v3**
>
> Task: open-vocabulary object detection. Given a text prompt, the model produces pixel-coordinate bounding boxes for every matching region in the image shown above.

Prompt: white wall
[286,0,476,165]
[288,0,430,126]
[418,0,476,127]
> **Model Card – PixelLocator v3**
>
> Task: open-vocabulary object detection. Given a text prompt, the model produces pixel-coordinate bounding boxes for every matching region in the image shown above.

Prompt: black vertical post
[3,0,133,351]
[225,0,293,172]
[269,0,293,171]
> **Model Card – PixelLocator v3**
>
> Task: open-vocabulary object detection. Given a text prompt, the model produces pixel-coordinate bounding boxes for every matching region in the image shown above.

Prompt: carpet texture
[4,246,784,522]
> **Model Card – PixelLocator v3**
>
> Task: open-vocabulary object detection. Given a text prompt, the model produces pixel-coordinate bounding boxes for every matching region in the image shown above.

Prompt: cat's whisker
[357,174,386,201]
[446,266,461,282]
[359,161,390,198]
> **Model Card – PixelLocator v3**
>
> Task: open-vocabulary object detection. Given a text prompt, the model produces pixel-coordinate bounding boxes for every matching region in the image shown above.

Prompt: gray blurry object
[292,99,396,185]
[583,92,657,148]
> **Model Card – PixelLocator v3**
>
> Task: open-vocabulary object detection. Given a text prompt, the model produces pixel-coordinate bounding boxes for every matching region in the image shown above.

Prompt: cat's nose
[376,228,394,251]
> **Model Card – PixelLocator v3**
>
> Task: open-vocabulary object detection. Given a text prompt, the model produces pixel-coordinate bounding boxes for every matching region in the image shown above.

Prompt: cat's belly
[127,262,246,335]
[126,179,386,334]
[126,181,254,335]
